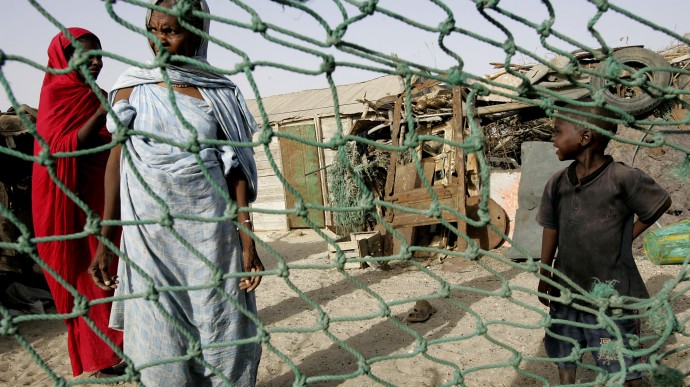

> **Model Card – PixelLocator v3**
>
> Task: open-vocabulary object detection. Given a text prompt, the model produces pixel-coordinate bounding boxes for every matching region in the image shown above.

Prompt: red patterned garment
[32,27,122,376]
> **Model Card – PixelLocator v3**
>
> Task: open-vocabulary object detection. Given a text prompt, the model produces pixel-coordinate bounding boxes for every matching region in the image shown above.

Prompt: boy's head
[552,104,618,161]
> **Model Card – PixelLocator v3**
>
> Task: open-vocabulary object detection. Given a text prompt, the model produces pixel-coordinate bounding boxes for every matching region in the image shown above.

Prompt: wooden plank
[390,196,467,228]
[391,163,418,256]
[314,116,332,227]
[388,185,454,204]
[451,86,468,251]
[422,158,435,186]
[384,98,403,198]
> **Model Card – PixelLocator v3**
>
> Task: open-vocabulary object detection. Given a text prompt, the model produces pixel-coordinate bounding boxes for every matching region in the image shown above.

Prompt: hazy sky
[1,0,688,110]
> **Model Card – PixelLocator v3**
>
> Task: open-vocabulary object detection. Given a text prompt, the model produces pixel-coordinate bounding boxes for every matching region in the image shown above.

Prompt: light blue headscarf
[109,0,259,201]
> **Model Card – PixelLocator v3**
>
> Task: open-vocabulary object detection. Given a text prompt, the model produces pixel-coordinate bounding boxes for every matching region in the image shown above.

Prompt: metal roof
[246,75,404,125]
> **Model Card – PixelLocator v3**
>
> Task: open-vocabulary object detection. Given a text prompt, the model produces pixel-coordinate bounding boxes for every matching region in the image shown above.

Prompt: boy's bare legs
[558,368,576,384]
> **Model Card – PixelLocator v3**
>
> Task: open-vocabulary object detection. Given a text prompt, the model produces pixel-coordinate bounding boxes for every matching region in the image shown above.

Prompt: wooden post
[451,86,468,251]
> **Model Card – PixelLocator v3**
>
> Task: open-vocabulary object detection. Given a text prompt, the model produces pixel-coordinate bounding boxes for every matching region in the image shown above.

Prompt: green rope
[1,0,690,385]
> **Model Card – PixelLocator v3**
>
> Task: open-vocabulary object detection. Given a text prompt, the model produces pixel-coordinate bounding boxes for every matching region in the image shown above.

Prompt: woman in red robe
[32,27,123,378]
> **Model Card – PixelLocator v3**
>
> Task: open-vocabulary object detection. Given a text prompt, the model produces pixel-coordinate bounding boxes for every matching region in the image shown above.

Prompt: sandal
[405,300,437,323]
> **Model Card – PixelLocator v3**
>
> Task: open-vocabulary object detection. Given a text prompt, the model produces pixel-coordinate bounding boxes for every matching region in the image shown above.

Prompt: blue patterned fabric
[106,85,261,386]
[108,63,260,202]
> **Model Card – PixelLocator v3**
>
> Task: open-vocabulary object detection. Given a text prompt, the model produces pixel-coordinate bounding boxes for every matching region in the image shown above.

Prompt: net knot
[501,41,517,57]
[475,320,487,335]
[539,98,556,117]
[210,270,223,288]
[0,315,17,336]
[258,128,273,145]
[85,215,101,235]
[536,20,554,38]
[327,29,345,47]
[277,262,289,278]
[154,49,172,67]
[251,16,268,34]
[500,282,512,298]
[317,311,330,329]
[466,136,484,153]
[403,130,419,148]
[294,373,307,386]
[185,139,200,154]
[70,50,92,70]
[0,49,5,67]
[438,17,455,36]
[172,0,194,21]
[16,235,35,254]
[329,132,346,148]
[476,0,500,9]
[438,283,451,298]
[445,66,465,86]
[258,329,270,344]
[294,200,308,219]
[187,340,202,358]
[591,279,618,300]
[474,83,491,97]
[320,55,336,74]
[380,304,391,317]
[559,287,573,304]
[72,295,90,315]
[38,148,55,167]
[592,0,610,12]
[358,1,377,16]
[159,211,174,228]
[359,189,375,209]
[415,339,428,353]
[144,284,159,302]
[428,201,441,218]
[467,241,480,260]
[358,360,371,375]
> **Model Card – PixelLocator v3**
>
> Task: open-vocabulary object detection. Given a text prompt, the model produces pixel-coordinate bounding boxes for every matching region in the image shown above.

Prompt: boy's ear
[580,130,593,146]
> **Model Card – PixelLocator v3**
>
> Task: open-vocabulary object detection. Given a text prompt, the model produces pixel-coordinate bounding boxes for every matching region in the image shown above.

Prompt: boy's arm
[538,227,558,307]
[632,197,672,240]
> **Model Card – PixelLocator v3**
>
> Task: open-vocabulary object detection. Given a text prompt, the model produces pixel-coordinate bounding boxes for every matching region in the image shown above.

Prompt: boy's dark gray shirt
[536,156,669,299]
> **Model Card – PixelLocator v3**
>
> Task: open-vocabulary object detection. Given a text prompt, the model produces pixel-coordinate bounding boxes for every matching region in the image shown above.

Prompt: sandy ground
[2,229,690,387]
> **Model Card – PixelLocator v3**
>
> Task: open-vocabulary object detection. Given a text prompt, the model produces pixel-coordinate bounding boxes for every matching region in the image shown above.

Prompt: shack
[245,75,404,231]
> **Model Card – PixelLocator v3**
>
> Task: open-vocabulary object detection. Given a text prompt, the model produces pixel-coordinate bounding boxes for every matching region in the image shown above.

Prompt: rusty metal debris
[345,43,689,262]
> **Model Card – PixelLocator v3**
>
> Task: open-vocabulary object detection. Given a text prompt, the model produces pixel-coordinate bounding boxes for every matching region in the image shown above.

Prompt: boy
[536,104,671,385]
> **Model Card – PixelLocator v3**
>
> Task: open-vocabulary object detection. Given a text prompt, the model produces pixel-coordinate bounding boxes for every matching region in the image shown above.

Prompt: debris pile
[329,42,690,263]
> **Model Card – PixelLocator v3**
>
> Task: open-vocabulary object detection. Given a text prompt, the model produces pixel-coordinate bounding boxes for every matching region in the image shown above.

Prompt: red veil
[32,27,122,376]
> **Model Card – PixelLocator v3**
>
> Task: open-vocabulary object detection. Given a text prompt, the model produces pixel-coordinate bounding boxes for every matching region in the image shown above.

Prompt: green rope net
[1,1,690,386]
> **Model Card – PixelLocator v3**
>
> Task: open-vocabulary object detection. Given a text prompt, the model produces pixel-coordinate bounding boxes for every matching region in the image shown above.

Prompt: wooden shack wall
[251,115,353,231]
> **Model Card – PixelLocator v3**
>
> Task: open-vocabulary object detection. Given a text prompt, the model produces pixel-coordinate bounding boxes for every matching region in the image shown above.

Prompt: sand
[1,229,689,386]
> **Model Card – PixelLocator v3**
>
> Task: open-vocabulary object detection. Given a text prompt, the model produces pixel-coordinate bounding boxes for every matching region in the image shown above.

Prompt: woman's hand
[89,242,119,291]
[240,242,264,292]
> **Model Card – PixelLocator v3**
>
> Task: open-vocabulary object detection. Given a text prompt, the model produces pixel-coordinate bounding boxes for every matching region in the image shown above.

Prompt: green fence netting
[1,0,690,386]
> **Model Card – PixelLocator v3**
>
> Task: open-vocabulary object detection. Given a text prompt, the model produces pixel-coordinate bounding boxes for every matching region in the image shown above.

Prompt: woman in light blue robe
[89,1,263,385]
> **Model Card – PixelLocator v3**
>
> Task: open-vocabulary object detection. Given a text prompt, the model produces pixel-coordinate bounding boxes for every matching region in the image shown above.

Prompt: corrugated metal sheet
[246,75,404,125]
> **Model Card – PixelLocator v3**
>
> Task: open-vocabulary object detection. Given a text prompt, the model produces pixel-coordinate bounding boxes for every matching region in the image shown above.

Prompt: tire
[589,47,671,116]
